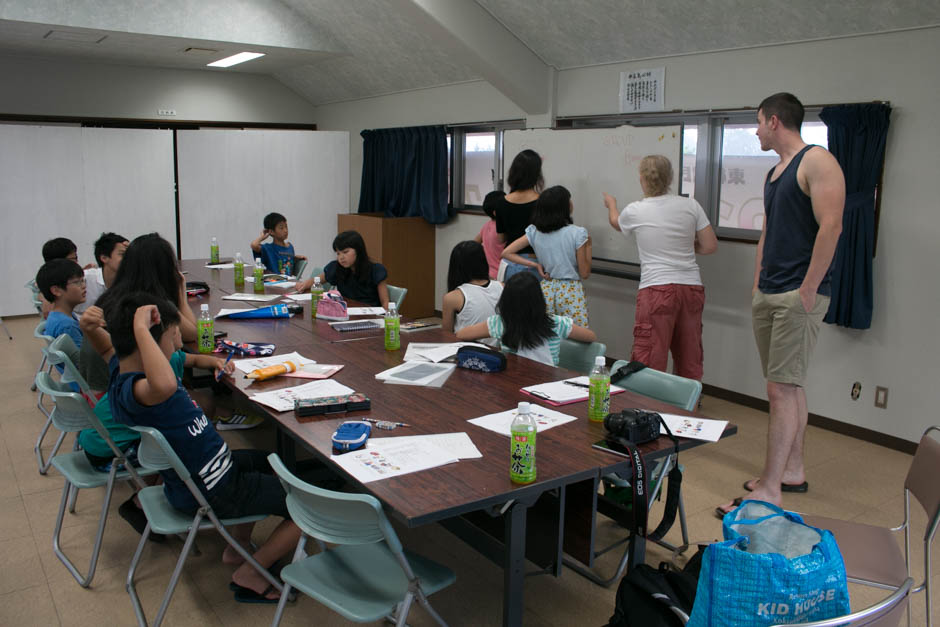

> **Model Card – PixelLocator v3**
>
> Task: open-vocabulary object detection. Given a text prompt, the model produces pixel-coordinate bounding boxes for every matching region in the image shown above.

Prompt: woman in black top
[495,149,543,279]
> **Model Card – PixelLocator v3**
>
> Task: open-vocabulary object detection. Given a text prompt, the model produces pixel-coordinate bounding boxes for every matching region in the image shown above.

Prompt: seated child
[84,291,300,603]
[442,241,503,347]
[42,237,79,264]
[36,259,86,389]
[295,230,390,309]
[250,212,305,276]
[456,271,596,367]
[78,304,233,540]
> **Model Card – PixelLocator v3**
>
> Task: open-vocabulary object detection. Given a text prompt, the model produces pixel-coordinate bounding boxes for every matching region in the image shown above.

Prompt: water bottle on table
[197,304,214,354]
[510,402,537,484]
[588,355,610,423]
[310,276,324,318]
[253,259,265,293]
[233,252,245,285]
[384,302,400,351]
[210,237,220,264]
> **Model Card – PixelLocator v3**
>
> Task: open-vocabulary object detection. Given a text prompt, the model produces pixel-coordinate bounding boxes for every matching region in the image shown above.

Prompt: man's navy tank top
[758,145,831,296]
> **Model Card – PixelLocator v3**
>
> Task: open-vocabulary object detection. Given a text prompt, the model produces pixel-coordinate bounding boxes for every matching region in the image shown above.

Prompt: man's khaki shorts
[752,289,829,386]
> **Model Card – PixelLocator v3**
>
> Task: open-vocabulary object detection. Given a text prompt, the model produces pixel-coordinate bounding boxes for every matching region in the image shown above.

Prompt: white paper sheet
[522,376,626,404]
[468,404,578,436]
[347,306,387,316]
[221,293,283,302]
[285,293,312,301]
[249,380,355,412]
[330,437,458,483]
[215,308,255,318]
[375,362,456,387]
[367,432,482,460]
[264,280,296,288]
[402,342,481,363]
[658,413,728,442]
[232,351,316,374]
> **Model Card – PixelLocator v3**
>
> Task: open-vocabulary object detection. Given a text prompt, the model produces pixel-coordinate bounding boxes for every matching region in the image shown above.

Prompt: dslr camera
[604,408,662,444]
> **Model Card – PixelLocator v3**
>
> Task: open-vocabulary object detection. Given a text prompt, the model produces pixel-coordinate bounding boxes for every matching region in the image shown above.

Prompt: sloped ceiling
[475,0,940,69]
[0,0,938,109]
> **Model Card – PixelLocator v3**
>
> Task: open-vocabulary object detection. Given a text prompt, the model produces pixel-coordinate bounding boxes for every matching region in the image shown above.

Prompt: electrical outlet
[874,386,888,409]
[157,109,177,116]
[850,382,861,400]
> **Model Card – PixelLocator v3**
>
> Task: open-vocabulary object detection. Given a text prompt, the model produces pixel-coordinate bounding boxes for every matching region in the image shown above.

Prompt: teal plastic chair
[268,453,455,626]
[35,369,153,588]
[126,426,283,627]
[387,284,407,310]
[567,362,702,587]
[557,339,607,374]
[609,359,702,412]
[35,332,80,475]
[32,318,53,401]
[293,258,307,280]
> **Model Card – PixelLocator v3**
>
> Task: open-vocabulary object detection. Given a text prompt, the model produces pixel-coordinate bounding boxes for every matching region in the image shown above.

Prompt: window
[447,121,524,210]
[463,131,495,205]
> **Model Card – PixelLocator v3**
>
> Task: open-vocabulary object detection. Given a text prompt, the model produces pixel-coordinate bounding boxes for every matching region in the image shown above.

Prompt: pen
[362,418,411,428]
[216,352,234,381]
[563,380,590,389]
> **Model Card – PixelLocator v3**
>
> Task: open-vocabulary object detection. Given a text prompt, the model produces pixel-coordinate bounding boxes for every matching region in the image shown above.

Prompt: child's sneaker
[215,413,264,431]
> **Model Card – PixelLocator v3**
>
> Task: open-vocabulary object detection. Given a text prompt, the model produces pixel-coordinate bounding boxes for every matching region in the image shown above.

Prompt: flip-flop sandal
[743,479,809,493]
[232,583,280,604]
[714,497,743,520]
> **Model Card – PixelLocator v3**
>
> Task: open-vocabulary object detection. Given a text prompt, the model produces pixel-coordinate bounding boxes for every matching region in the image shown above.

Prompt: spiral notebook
[328,319,384,332]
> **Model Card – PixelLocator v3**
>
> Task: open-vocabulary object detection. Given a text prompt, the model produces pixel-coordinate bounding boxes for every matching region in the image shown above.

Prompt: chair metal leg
[209,511,284,593]
[152,523,201,627]
[52,468,117,587]
[270,582,293,627]
[36,426,66,475]
[31,353,47,392]
[394,591,415,627]
[415,586,449,626]
[126,522,153,627]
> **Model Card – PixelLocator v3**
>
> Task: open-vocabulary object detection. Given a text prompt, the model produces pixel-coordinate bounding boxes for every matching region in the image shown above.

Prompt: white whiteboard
[176,129,349,268]
[503,125,681,265]
[0,125,176,316]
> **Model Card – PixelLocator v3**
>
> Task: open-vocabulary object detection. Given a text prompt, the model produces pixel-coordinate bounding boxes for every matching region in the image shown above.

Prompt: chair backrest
[26,279,43,314]
[905,425,940,530]
[609,360,702,412]
[268,453,402,553]
[130,425,212,508]
[43,334,92,395]
[387,284,407,310]
[34,320,54,344]
[558,339,607,375]
[34,370,98,433]
[293,258,308,280]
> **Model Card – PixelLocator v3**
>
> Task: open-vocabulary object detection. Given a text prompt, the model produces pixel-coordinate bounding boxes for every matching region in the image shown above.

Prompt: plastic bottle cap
[517,402,530,414]
[388,303,397,312]
[200,304,209,311]
[595,356,606,366]
[235,253,243,261]
[255,259,261,264]
[211,237,217,243]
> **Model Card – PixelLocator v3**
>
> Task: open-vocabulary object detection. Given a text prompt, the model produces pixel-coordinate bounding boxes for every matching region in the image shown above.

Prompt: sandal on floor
[232,583,280,604]
[714,497,743,520]
[743,479,809,493]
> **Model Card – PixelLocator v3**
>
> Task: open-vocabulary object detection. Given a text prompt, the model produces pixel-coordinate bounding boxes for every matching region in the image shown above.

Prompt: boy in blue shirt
[36,259,86,392]
[83,291,300,604]
[250,212,305,276]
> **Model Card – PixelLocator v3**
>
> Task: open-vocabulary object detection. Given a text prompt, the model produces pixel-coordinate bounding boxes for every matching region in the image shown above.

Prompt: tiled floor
[0,314,935,626]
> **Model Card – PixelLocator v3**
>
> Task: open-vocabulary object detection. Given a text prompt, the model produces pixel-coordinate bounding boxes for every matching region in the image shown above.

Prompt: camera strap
[647,417,681,542]
[610,360,647,383]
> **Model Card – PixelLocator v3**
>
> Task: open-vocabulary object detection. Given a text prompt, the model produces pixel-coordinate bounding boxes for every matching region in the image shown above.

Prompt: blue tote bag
[688,500,850,626]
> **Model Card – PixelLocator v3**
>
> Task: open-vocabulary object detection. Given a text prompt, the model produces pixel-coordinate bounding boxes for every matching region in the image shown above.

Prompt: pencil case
[456,345,506,372]
[332,421,371,453]
[294,393,371,419]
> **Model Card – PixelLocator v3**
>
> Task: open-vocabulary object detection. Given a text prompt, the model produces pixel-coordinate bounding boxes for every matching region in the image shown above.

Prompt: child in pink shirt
[475,191,506,280]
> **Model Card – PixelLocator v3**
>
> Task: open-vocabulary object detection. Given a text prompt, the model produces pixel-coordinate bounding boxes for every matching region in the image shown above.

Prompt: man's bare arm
[799,147,845,310]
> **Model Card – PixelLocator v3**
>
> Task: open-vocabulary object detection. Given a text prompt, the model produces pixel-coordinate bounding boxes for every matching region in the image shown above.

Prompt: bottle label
[197,320,214,354]
[233,263,244,284]
[253,267,264,292]
[310,288,323,317]
[384,317,400,350]
[588,374,611,422]
[510,430,536,483]
[210,245,220,264]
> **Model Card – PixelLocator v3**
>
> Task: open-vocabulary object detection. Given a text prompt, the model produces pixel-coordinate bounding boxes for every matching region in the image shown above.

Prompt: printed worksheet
[468,405,578,436]
[233,351,316,374]
[249,380,355,412]
[366,432,482,460]
[330,438,458,483]
[659,413,728,442]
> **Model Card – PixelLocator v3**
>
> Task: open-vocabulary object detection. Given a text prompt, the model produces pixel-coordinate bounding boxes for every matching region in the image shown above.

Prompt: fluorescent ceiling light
[207,52,265,68]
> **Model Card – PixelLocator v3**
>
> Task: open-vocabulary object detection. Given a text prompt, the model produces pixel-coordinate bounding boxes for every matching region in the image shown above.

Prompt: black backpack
[606,546,705,627]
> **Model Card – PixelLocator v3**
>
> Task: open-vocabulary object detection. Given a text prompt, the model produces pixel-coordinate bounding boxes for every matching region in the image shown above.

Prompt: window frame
[447,120,525,212]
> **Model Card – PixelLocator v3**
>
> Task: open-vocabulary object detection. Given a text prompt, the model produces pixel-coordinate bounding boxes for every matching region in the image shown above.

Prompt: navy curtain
[820,103,891,329]
[358,125,449,224]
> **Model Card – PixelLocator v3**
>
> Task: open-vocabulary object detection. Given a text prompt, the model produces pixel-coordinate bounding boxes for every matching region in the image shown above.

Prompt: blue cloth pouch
[688,500,850,626]
[456,345,506,372]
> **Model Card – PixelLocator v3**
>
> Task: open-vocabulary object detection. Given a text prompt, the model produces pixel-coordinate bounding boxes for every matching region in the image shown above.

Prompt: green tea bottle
[197,304,214,354]
[253,258,264,293]
[209,237,220,264]
[233,252,245,286]
[588,356,610,423]
[510,402,537,484]
[384,302,400,351]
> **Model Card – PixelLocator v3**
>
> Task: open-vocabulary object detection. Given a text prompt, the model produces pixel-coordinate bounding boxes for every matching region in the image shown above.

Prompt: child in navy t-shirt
[83,291,300,603]
[250,212,306,276]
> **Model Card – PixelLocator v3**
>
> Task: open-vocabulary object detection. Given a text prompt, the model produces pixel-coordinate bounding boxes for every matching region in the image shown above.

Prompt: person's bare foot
[222,543,248,566]
[231,563,278,599]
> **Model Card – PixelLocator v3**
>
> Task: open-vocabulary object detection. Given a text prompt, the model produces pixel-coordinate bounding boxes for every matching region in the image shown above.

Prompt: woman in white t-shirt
[442,241,503,347]
[603,155,718,380]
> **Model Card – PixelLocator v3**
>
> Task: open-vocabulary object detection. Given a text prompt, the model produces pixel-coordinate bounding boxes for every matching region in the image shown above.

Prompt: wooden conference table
[182,260,735,626]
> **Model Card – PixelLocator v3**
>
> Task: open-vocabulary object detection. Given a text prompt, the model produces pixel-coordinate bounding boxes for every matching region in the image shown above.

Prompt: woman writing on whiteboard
[494,149,543,280]
[604,155,717,380]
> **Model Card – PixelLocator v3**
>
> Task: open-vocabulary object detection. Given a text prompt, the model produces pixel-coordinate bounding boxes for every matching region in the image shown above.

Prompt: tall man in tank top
[717,93,845,517]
